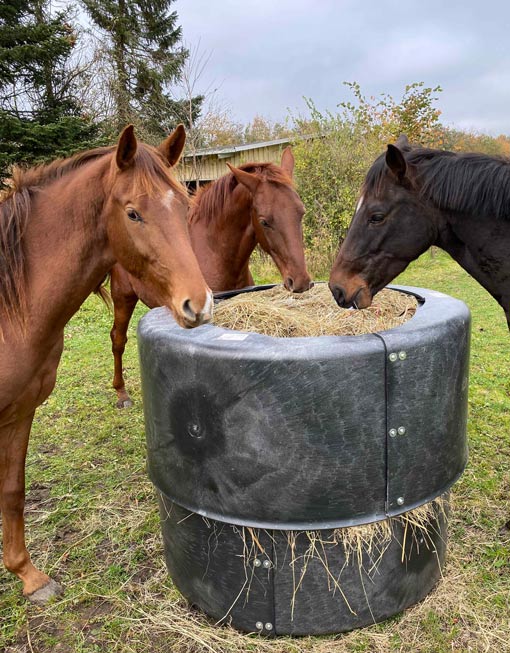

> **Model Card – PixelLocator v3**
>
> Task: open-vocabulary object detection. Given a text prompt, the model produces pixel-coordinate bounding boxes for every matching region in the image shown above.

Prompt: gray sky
[175,0,510,135]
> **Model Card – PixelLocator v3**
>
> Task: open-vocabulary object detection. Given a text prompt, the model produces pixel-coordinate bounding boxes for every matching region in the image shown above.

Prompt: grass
[1,249,509,652]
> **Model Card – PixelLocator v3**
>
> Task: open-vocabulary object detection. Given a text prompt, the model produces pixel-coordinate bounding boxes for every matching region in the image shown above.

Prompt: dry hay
[213,284,417,337]
[233,497,448,620]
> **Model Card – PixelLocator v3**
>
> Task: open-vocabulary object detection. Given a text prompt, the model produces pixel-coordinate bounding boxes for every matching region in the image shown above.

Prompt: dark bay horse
[110,147,312,407]
[0,125,212,603]
[329,134,510,329]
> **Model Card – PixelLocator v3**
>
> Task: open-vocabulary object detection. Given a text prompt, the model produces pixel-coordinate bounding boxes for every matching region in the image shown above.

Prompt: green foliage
[0,1,103,181]
[339,81,443,145]
[293,114,379,248]
[290,82,439,252]
[81,0,203,138]
[0,112,102,178]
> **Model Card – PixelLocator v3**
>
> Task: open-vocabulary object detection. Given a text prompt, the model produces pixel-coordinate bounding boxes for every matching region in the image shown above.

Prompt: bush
[291,82,444,253]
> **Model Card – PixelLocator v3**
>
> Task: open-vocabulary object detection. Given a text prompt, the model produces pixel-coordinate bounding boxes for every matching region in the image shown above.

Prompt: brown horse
[329,134,510,330]
[110,147,312,408]
[0,125,212,603]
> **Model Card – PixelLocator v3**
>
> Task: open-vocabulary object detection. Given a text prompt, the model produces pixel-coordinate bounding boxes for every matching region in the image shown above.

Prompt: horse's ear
[226,163,260,195]
[116,125,137,170]
[395,134,410,149]
[386,144,407,181]
[159,124,186,167]
[280,146,294,178]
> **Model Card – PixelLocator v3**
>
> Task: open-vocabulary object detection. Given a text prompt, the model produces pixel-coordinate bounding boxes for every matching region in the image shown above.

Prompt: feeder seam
[373,332,390,516]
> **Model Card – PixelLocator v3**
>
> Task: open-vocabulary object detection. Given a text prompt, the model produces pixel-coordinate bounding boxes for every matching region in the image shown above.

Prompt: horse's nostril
[286,277,294,291]
[329,283,345,307]
[181,299,197,322]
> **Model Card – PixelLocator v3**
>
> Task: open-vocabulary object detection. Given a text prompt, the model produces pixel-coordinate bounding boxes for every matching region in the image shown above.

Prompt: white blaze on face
[356,195,365,213]
[162,189,174,210]
[201,290,214,319]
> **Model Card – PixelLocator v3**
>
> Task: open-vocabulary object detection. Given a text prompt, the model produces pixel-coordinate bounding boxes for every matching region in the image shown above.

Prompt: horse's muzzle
[329,283,371,309]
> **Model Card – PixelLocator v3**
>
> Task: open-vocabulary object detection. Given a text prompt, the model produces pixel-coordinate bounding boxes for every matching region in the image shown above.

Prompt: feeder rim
[152,472,460,532]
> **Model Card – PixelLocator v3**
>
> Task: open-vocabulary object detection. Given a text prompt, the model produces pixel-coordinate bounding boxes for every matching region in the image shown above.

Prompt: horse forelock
[362,152,388,199]
[189,161,293,225]
[123,145,188,201]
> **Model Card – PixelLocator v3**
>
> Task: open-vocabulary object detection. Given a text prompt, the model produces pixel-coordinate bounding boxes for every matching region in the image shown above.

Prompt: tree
[0,1,101,180]
[243,114,292,144]
[339,81,443,145]
[82,0,203,138]
[197,109,245,148]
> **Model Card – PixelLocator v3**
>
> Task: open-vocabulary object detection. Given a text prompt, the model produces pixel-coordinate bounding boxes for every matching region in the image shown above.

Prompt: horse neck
[22,157,114,339]
[190,184,257,290]
[437,208,510,315]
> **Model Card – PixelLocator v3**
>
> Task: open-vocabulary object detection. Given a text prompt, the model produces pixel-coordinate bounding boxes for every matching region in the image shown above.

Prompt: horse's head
[329,135,438,308]
[227,148,312,293]
[106,125,212,327]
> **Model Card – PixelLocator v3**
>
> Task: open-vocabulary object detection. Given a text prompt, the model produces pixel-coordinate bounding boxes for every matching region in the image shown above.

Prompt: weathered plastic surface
[138,286,470,528]
[157,495,448,635]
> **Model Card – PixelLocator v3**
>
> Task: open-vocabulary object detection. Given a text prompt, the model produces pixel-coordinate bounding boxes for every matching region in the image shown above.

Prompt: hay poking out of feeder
[213,284,417,337]
[234,496,448,619]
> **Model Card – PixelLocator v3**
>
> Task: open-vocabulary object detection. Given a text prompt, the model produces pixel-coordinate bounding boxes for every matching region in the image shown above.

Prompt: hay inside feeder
[213,284,417,337]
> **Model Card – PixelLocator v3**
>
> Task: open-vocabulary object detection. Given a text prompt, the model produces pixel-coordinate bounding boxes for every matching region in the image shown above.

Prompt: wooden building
[177,137,292,188]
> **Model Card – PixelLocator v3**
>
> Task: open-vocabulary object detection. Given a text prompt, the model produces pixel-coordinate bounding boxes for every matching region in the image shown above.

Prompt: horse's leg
[110,286,139,408]
[0,413,63,603]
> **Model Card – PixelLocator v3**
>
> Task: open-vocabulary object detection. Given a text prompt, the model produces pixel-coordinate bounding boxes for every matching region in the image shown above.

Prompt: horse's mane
[189,161,293,225]
[364,146,510,220]
[0,143,186,330]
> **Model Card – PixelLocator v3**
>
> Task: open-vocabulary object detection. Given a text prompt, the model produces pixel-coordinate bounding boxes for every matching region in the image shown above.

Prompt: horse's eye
[127,209,143,223]
[369,213,385,224]
[259,218,271,228]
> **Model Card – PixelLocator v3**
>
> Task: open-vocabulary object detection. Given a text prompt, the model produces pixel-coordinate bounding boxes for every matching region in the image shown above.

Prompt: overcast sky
[175,0,510,135]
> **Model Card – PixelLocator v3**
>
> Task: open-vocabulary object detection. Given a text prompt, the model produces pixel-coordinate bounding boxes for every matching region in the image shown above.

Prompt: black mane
[365,147,510,220]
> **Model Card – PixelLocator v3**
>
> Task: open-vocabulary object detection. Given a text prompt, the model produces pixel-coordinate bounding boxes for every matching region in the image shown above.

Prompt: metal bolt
[262,559,271,569]
[265,623,273,631]
[389,428,397,438]
[389,352,398,362]
[397,496,405,506]
[187,422,202,438]
[398,351,407,360]
[253,558,262,567]
[255,621,264,630]
[397,426,406,436]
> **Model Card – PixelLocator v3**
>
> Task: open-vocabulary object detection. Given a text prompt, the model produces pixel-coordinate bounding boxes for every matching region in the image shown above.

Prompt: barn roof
[181,137,292,161]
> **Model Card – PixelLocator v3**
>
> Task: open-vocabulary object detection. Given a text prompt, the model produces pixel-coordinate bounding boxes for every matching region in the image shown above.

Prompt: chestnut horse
[0,125,212,603]
[110,147,312,408]
[329,134,510,329]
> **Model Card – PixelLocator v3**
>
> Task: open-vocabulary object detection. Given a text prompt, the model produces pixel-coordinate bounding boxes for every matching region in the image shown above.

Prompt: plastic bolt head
[389,352,398,362]
[397,496,405,506]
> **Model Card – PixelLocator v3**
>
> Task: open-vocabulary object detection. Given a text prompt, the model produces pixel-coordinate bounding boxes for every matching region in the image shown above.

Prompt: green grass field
[1,251,509,652]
